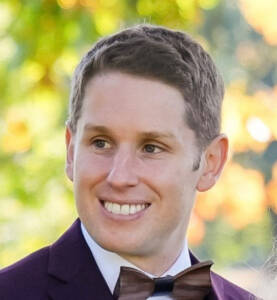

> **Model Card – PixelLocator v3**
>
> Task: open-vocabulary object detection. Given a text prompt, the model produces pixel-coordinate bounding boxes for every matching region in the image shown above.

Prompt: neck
[118,238,185,276]
[81,221,189,277]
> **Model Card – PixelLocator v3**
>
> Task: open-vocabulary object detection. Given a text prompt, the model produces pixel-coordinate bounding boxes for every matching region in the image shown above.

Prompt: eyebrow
[83,123,176,140]
[138,131,175,140]
[83,124,110,134]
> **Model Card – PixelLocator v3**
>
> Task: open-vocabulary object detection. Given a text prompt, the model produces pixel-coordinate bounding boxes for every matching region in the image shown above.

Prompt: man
[0,24,257,299]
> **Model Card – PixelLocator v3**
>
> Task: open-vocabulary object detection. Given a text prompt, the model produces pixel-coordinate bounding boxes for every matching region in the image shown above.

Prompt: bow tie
[113,260,213,300]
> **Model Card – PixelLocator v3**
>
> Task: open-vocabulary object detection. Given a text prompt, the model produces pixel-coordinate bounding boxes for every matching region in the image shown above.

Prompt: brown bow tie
[113,260,213,300]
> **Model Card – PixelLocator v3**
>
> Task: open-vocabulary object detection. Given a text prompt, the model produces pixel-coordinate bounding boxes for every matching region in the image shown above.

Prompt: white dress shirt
[81,222,191,300]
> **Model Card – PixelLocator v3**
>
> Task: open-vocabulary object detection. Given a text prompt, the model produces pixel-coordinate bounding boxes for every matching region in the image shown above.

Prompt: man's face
[66,72,205,266]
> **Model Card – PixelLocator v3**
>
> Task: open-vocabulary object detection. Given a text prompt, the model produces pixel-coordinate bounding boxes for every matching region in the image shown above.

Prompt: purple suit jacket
[0,219,257,300]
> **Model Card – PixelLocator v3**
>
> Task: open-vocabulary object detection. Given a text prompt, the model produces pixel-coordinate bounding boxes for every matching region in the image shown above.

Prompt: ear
[196,134,228,192]
[65,124,75,182]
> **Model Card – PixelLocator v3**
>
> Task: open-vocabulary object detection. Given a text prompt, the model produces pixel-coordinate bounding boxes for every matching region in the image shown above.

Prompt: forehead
[79,72,192,139]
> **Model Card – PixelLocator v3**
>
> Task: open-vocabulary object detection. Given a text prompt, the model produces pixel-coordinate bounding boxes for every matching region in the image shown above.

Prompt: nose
[106,147,139,189]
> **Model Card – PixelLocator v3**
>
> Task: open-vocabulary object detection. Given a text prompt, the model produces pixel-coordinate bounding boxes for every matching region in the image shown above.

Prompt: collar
[46,219,254,300]
[81,222,191,294]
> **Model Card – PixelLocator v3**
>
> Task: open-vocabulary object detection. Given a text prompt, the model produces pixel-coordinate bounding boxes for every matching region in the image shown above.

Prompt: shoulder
[211,271,258,300]
[0,246,50,299]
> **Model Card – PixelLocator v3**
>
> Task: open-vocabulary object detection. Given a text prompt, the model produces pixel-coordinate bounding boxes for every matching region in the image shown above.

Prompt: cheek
[142,158,184,179]
[74,151,112,185]
[148,162,189,194]
[156,165,197,211]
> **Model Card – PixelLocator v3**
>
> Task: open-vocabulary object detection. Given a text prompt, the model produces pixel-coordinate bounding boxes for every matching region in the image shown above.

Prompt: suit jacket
[0,219,258,300]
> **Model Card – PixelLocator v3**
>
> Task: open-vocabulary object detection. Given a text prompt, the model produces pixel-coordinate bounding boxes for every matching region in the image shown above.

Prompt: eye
[143,144,163,153]
[91,139,111,149]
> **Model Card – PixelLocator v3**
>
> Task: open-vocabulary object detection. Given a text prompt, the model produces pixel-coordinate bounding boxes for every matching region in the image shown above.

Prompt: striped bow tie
[113,260,213,300]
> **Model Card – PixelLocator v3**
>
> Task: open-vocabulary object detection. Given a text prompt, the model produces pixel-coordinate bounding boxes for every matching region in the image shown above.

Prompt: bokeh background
[1,0,277,292]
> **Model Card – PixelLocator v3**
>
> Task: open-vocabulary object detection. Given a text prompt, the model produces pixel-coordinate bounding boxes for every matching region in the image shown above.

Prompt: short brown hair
[68,24,224,149]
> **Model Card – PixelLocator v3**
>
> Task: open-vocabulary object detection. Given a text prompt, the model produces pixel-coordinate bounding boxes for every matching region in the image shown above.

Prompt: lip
[98,198,151,221]
[99,196,150,205]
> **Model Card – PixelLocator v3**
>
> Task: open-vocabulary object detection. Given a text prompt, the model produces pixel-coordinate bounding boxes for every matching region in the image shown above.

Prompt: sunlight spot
[246,117,271,143]
[57,0,77,9]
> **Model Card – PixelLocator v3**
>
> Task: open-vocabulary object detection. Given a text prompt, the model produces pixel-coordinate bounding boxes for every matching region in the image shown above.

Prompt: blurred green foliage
[0,0,276,269]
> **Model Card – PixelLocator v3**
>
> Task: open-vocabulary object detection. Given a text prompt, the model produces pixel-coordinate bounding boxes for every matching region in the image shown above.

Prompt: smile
[102,201,150,215]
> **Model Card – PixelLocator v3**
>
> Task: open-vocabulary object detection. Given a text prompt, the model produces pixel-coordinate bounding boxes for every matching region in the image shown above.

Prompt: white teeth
[129,205,136,214]
[103,201,148,215]
[121,204,130,215]
[112,203,121,214]
[108,202,113,212]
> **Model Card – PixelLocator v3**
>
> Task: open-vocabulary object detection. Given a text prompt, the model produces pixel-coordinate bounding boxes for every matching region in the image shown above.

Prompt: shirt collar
[81,222,191,294]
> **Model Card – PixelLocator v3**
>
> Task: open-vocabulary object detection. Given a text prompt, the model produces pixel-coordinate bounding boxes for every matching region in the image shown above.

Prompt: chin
[95,233,148,257]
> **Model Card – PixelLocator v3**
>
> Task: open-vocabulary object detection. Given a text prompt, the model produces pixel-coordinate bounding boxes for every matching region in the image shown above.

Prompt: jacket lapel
[190,252,257,300]
[47,219,114,300]
[190,251,221,300]
[45,220,253,300]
